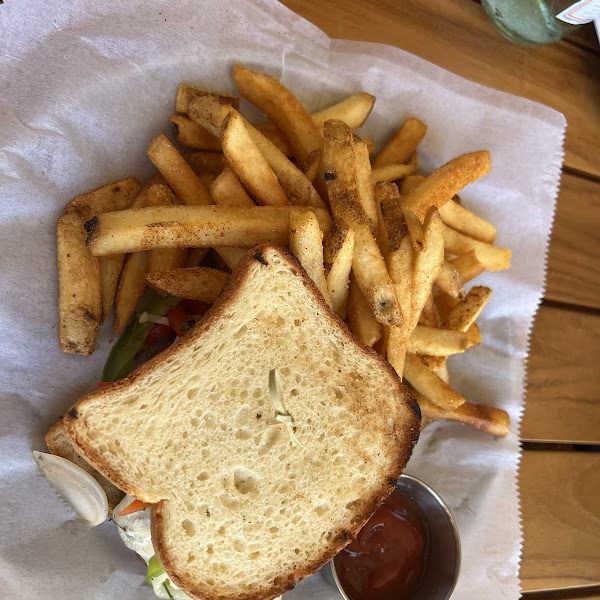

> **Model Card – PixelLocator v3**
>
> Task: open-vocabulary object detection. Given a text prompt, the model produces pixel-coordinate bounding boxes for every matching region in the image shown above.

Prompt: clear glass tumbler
[481,0,597,45]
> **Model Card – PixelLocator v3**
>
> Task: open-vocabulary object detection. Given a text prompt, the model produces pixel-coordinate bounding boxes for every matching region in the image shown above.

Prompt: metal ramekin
[322,473,461,600]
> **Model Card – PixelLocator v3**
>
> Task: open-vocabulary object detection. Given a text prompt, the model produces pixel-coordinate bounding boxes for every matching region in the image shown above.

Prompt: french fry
[323,119,401,326]
[175,84,240,114]
[443,225,511,271]
[402,151,491,220]
[185,248,210,268]
[376,182,408,256]
[451,251,485,284]
[435,292,461,325]
[113,250,148,334]
[64,177,143,322]
[413,389,511,437]
[170,115,221,151]
[324,223,355,320]
[445,286,493,332]
[402,206,426,252]
[372,118,428,168]
[403,353,465,409]
[438,200,497,244]
[64,177,143,221]
[418,293,439,327]
[371,163,417,183]
[86,205,331,256]
[400,175,425,195]
[354,138,377,232]
[289,211,331,305]
[181,151,227,175]
[146,267,229,302]
[311,92,375,131]
[98,256,126,323]
[146,134,212,206]
[233,65,322,171]
[213,247,247,271]
[347,274,383,347]
[408,325,473,356]
[433,363,450,385]
[434,260,466,299]
[57,212,102,355]
[220,111,289,206]
[408,208,445,333]
[188,95,325,209]
[210,167,255,208]
[145,184,188,274]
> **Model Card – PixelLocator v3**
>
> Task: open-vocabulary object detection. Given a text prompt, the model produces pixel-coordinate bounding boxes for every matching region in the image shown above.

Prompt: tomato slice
[145,323,174,346]
[184,300,211,316]
[167,302,189,336]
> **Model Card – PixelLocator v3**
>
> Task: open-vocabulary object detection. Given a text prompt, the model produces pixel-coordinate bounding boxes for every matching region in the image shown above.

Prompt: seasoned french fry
[213,247,247,270]
[181,151,227,175]
[402,151,491,220]
[435,292,462,325]
[434,260,466,299]
[233,65,322,171]
[419,355,447,371]
[302,149,322,183]
[413,389,511,437]
[323,220,355,319]
[86,205,331,256]
[221,111,289,206]
[400,175,425,195]
[145,184,188,274]
[402,206,425,252]
[445,286,493,332]
[438,200,497,244]
[188,95,325,209]
[354,138,377,232]
[146,134,212,206]
[433,363,450,385]
[372,118,428,168]
[347,275,383,347]
[323,119,401,327]
[443,225,511,271]
[289,211,331,304]
[98,255,126,322]
[451,251,485,284]
[311,92,376,131]
[65,177,143,221]
[64,177,143,322]
[408,325,473,356]
[403,353,465,409]
[171,115,221,151]
[185,248,210,268]
[376,182,408,256]
[146,267,229,302]
[418,293,439,327]
[210,167,255,208]
[113,250,148,334]
[57,213,102,356]
[371,163,417,183]
[408,208,445,333]
[175,84,240,114]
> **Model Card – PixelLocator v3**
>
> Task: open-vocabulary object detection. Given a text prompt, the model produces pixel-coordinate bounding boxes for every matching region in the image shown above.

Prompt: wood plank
[523,589,600,600]
[565,23,600,55]
[545,173,600,309]
[522,305,600,444]
[281,0,600,177]
[520,450,600,592]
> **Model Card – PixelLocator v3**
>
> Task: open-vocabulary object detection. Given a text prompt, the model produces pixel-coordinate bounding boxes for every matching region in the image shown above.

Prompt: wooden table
[280,1,600,597]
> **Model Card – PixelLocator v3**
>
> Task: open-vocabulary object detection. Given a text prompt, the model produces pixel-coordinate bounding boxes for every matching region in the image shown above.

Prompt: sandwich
[50,245,420,600]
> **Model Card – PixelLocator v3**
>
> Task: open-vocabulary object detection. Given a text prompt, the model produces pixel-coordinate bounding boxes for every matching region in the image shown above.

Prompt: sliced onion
[33,451,108,527]
[139,312,171,326]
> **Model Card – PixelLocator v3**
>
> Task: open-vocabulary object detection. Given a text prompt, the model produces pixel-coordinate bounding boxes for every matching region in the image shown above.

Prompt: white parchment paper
[0,1,565,598]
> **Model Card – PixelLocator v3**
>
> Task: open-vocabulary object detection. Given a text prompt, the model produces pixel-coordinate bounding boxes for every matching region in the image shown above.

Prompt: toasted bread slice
[45,420,124,514]
[64,245,420,600]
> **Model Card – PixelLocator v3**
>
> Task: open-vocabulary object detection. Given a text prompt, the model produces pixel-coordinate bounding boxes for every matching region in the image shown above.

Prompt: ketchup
[334,489,428,600]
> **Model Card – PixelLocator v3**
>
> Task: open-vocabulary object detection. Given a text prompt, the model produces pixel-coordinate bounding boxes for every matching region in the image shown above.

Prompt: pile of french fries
[57,65,511,438]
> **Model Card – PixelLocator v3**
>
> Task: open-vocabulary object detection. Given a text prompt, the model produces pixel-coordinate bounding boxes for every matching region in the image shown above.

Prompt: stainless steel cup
[322,473,461,600]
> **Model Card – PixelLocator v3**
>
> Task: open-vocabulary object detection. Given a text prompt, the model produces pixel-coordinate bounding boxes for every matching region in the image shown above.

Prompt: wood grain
[281,0,600,177]
[520,450,600,592]
[523,305,600,444]
[545,172,600,309]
